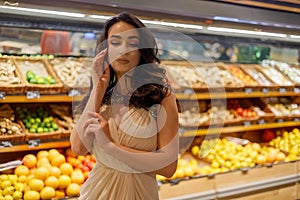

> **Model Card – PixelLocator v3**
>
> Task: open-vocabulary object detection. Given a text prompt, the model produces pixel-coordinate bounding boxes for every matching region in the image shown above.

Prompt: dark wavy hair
[76,12,170,113]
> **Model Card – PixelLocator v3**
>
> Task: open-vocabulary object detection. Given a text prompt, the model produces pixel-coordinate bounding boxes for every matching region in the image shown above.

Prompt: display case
[0,1,299,199]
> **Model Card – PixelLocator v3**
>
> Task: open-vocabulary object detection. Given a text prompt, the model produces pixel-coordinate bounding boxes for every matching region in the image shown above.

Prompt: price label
[244,88,252,94]
[178,127,185,134]
[26,91,40,99]
[294,88,300,93]
[243,121,251,126]
[258,119,265,124]
[183,89,193,95]
[294,118,299,122]
[0,92,6,100]
[0,141,12,148]
[68,89,82,97]
[279,88,286,93]
[277,118,284,123]
[262,88,269,94]
[28,139,41,148]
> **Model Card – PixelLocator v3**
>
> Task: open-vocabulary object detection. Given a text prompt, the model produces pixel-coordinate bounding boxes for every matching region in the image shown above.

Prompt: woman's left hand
[84,111,112,148]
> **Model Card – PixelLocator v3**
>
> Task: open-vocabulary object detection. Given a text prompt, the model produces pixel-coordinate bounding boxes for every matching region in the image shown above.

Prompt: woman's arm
[102,92,179,178]
[70,50,110,155]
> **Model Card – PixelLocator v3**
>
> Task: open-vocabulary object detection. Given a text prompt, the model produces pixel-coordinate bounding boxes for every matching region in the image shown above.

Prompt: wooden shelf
[0,90,298,103]
[0,95,83,103]
[175,91,299,100]
[0,140,71,153]
[181,121,300,137]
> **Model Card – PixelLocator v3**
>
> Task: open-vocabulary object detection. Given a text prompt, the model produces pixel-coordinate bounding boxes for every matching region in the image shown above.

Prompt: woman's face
[107,21,141,79]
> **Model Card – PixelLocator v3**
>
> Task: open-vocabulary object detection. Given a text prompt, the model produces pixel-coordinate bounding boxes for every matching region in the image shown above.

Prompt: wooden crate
[0,56,25,94]
[12,57,63,94]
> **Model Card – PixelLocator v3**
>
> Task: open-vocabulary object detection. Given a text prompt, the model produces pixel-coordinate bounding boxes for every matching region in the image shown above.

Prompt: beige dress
[79,105,159,200]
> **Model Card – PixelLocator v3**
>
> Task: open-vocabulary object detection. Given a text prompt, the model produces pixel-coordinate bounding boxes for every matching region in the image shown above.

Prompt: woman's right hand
[92,49,111,112]
[91,49,110,89]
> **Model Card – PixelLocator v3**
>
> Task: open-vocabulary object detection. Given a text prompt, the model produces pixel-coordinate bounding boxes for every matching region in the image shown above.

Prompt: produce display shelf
[0,95,83,103]
[175,91,298,100]
[181,121,300,137]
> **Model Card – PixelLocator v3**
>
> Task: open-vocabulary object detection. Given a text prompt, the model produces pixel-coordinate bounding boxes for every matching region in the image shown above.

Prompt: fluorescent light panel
[141,19,203,30]
[0,5,85,18]
[290,35,300,39]
[207,26,287,38]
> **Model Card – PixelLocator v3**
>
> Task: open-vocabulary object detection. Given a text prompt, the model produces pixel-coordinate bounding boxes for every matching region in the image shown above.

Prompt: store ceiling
[216,0,300,14]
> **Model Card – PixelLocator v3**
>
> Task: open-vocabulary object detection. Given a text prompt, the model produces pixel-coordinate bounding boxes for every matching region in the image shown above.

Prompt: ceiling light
[141,20,203,30]
[89,15,112,20]
[0,5,85,18]
[207,27,287,38]
[290,35,300,39]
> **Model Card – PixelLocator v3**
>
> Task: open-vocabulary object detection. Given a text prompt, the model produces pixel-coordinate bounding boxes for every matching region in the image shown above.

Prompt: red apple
[262,130,276,142]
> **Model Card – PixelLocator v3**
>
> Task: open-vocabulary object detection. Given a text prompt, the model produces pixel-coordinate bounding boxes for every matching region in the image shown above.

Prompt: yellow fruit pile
[4,149,85,200]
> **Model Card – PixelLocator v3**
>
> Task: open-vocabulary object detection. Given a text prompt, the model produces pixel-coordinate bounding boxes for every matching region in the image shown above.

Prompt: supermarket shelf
[175,91,299,100]
[181,121,300,137]
[0,140,71,153]
[0,95,83,103]
[0,90,298,103]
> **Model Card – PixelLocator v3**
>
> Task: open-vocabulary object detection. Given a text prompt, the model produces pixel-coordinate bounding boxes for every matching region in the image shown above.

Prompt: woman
[70,12,179,199]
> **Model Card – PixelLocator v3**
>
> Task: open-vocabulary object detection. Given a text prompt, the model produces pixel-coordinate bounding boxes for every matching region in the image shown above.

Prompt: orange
[37,150,49,160]
[40,186,55,200]
[49,166,61,178]
[14,165,30,176]
[22,154,37,169]
[48,149,60,162]
[50,154,66,167]
[34,167,50,180]
[66,183,80,197]
[71,170,85,185]
[36,157,50,168]
[60,163,73,176]
[55,190,66,198]
[58,175,71,189]
[45,176,59,189]
[29,179,44,192]
[24,190,40,200]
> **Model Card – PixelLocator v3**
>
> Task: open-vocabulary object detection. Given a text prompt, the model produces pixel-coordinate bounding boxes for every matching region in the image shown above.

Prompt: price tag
[183,89,193,95]
[0,92,6,100]
[26,91,40,99]
[262,88,268,94]
[294,88,300,93]
[178,127,185,134]
[68,89,82,97]
[244,88,252,94]
[279,88,286,93]
[258,119,265,124]
[294,118,299,122]
[28,139,41,148]
[0,141,12,148]
[243,121,251,126]
[277,118,284,123]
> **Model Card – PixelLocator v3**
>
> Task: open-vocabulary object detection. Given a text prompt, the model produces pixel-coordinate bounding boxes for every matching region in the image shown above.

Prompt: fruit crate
[48,104,75,139]
[161,60,208,91]
[12,57,63,94]
[0,104,26,143]
[239,64,278,90]
[47,57,92,94]
[0,56,26,94]
[14,104,62,142]
[257,63,295,91]
[221,63,262,91]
